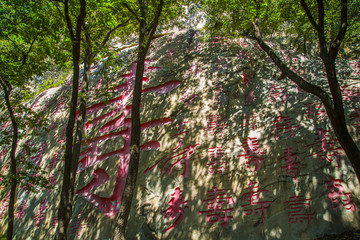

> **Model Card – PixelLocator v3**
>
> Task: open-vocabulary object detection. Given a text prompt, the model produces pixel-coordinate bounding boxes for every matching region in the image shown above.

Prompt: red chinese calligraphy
[272,115,300,140]
[305,128,343,168]
[207,147,228,175]
[212,80,225,108]
[350,61,360,76]
[241,180,272,224]
[325,176,356,211]
[15,199,29,222]
[268,84,289,104]
[199,187,234,227]
[241,112,257,130]
[144,144,199,178]
[237,137,265,173]
[0,193,10,221]
[281,145,300,182]
[0,146,8,163]
[34,198,47,228]
[203,114,228,137]
[76,60,181,217]
[163,187,189,232]
[285,194,315,224]
[69,211,88,238]
[144,117,199,178]
[304,102,326,120]
[181,88,198,108]
[48,152,61,170]
[341,84,360,103]
[30,142,47,167]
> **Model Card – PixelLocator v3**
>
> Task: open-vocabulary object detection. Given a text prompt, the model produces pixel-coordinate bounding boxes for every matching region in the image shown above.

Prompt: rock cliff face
[1,31,360,240]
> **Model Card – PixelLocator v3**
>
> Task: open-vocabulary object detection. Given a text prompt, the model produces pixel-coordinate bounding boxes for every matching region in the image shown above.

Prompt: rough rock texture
[1,31,360,240]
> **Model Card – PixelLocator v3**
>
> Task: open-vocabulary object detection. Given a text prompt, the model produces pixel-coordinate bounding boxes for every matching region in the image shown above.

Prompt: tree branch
[100,19,131,48]
[329,0,348,60]
[75,0,86,42]
[64,0,75,41]
[145,0,164,49]
[0,77,11,93]
[123,3,140,22]
[300,0,319,30]
[22,35,38,66]
[301,0,328,57]
[250,21,334,112]
[316,0,328,56]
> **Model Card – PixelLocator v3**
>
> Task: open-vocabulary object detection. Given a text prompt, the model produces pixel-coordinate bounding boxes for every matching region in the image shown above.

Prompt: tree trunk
[112,1,164,237]
[0,80,18,240]
[57,43,82,239]
[57,1,86,238]
[321,59,360,181]
[113,25,147,240]
[72,51,90,178]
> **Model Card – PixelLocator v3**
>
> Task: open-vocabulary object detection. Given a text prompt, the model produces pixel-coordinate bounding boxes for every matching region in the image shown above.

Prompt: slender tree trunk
[57,42,82,239]
[321,59,360,180]
[112,1,164,237]
[0,80,18,240]
[57,1,86,238]
[72,52,90,172]
[113,25,147,240]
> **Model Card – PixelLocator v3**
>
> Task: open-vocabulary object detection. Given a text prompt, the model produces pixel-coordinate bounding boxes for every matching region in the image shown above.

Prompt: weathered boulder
[1,31,360,240]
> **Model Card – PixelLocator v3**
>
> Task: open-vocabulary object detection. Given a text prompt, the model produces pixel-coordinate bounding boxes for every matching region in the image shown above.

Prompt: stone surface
[1,31,360,240]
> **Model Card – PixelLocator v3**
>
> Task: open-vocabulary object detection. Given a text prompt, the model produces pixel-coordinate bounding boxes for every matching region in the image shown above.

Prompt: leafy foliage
[203,0,360,57]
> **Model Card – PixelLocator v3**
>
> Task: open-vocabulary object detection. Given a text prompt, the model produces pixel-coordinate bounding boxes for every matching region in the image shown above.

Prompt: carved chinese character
[237,137,265,173]
[163,187,189,232]
[268,84,289,104]
[207,147,228,175]
[241,181,271,224]
[272,115,300,140]
[69,211,88,238]
[0,193,10,221]
[15,199,29,222]
[181,88,198,109]
[341,84,360,102]
[281,145,300,182]
[285,194,315,224]
[305,128,343,168]
[76,60,181,217]
[199,187,234,227]
[144,144,199,178]
[203,114,228,138]
[34,198,47,228]
[304,102,326,120]
[325,176,356,211]
[30,142,47,167]
[241,112,257,130]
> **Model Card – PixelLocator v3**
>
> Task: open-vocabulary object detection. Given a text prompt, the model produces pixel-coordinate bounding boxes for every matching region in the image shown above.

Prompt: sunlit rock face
[1,31,360,240]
